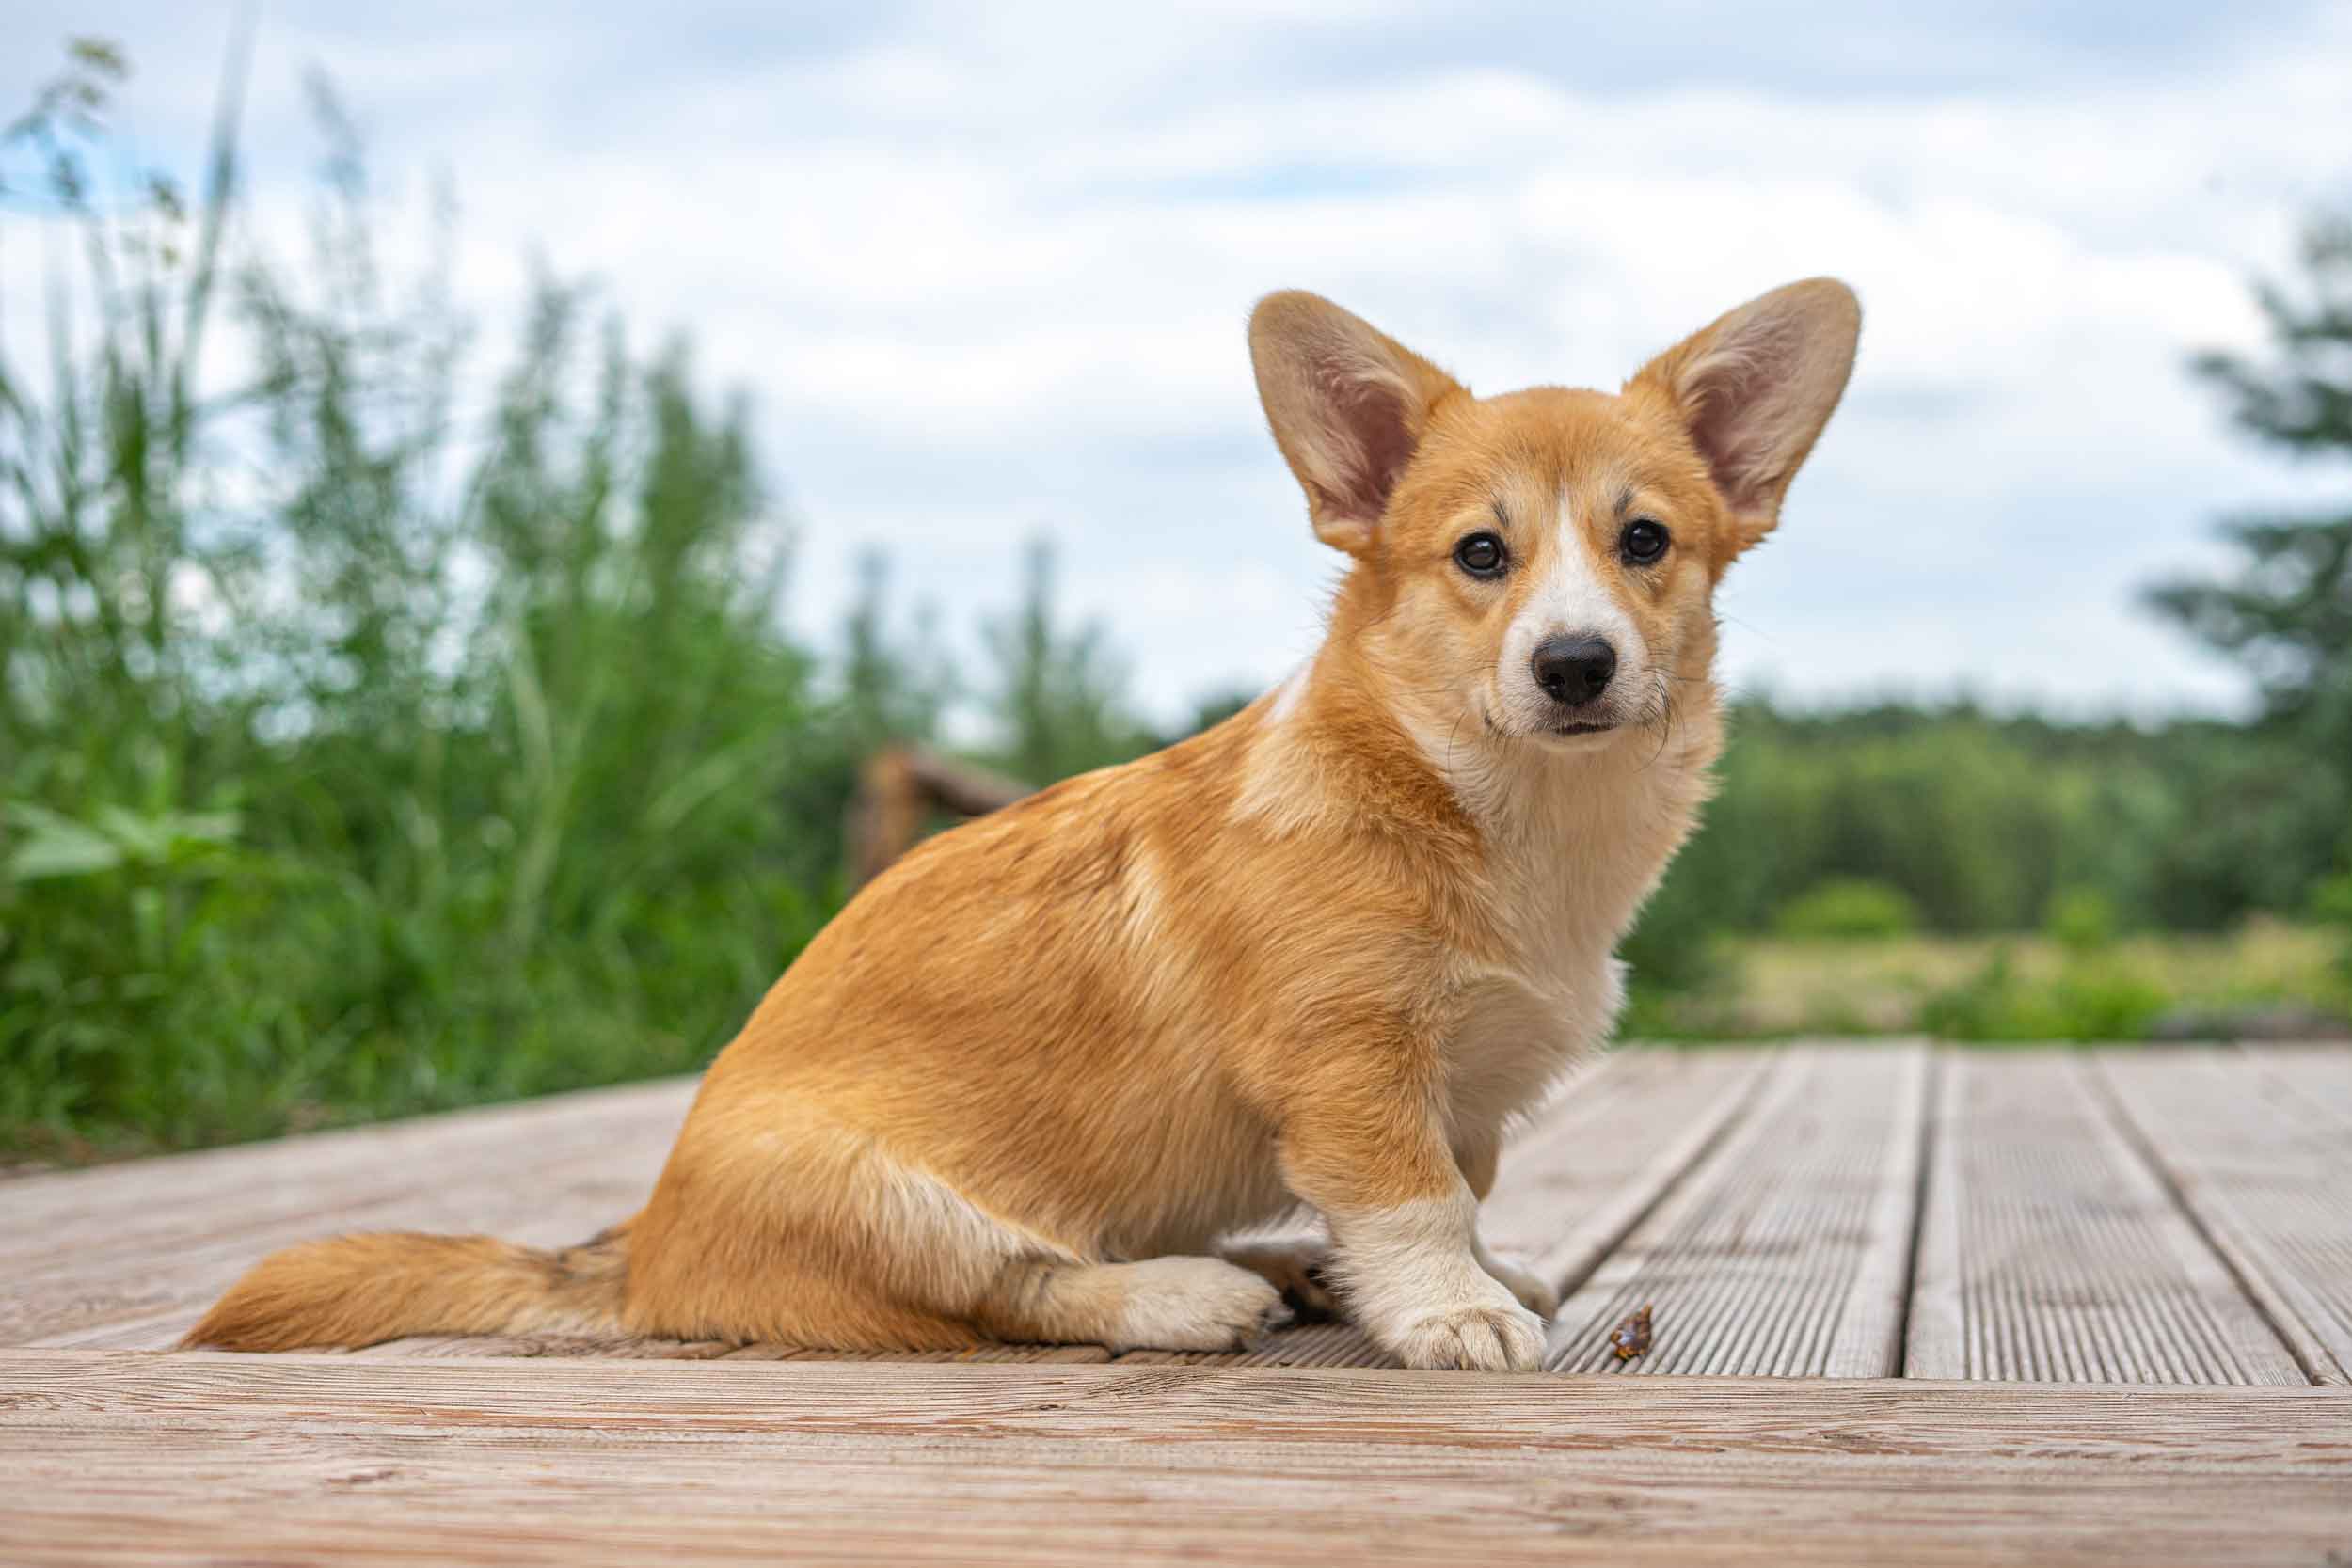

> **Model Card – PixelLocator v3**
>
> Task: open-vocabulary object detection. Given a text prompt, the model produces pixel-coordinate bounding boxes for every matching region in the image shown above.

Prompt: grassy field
[1631,919,2350,1041]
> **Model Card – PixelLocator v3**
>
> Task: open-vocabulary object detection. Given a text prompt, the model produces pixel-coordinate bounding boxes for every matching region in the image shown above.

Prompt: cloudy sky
[9,1,2352,722]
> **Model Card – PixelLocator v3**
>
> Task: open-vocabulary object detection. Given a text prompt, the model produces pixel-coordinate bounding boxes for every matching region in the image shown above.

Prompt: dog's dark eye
[1454,531,1507,578]
[1620,519,1670,564]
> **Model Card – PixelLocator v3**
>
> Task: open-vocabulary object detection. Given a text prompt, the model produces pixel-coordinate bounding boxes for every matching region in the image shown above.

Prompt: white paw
[1110,1257,1291,1352]
[1482,1254,1560,1318]
[1392,1299,1545,1371]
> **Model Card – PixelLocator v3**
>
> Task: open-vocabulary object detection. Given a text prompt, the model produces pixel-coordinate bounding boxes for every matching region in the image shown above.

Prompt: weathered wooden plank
[1906,1053,2303,1384]
[2094,1050,2352,1386]
[2241,1044,2352,1128]
[1117,1321,1395,1367]
[1545,1043,1931,1375]
[0,1081,695,1351]
[1485,1046,1779,1288]
[0,1078,696,1264]
[347,1334,738,1360]
[0,1353,2344,1567]
[1118,1049,1774,1368]
[746,1345,1114,1364]
[343,1335,1108,1363]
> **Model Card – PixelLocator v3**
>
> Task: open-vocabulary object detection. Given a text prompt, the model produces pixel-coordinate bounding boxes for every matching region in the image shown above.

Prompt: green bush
[2044,887,2121,954]
[1772,879,1921,942]
[2313,870,2352,991]
[1919,951,2169,1042]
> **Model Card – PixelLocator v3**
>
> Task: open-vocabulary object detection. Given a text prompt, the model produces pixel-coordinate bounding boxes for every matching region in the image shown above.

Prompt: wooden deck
[4,1043,2349,1564]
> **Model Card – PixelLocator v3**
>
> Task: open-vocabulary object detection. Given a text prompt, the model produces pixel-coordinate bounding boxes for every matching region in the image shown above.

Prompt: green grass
[1629,920,2351,1041]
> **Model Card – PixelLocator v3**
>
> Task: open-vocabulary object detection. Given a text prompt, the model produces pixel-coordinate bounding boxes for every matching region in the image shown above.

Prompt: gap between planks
[2092,1049,2352,1386]
[1545,1042,1931,1376]
[1904,1052,2305,1384]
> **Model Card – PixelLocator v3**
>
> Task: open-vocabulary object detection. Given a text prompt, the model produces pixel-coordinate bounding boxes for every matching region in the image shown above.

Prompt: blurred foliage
[0,43,1123,1156]
[1629,923,2343,1043]
[1917,950,2171,1044]
[2044,887,2120,955]
[2160,206,2352,982]
[1772,878,1920,942]
[3,43,2347,1160]
[1617,700,2343,972]
[1615,699,2351,1038]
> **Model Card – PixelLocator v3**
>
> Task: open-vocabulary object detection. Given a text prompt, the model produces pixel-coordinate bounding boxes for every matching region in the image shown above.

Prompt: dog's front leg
[1279,1099,1546,1372]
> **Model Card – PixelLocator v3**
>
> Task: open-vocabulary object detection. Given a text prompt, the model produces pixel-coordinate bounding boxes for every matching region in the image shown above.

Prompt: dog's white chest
[1439,799,1662,1130]
[1443,852,1635,1132]
[1446,942,1625,1129]
[1418,731,1708,1135]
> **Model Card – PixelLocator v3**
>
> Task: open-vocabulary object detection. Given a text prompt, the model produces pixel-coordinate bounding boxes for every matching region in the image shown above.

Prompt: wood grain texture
[1484,1047,1777,1289]
[1544,1044,1931,1375]
[1906,1053,2306,1384]
[346,1334,740,1360]
[2094,1050,2352,1386]
[0,1079,695,1350]
[1,1352,2345,1568]
[1117,1321,1398,1367]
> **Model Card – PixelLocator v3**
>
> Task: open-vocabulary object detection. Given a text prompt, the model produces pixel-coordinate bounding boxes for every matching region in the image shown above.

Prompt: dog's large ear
[1631,278,1860,551]
[1249,292,1467,556]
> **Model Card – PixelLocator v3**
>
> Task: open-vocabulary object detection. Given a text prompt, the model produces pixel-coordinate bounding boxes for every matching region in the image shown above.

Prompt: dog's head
[1250,280,1858,753]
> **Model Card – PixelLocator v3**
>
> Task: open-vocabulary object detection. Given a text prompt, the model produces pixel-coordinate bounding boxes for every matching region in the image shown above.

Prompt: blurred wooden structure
[844,743,1031,888]
[5,1043,2349,1563]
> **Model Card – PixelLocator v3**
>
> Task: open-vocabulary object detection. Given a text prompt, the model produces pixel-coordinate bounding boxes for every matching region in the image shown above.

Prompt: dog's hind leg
[630,1102,1288,1353]
[971,1256,1291,1353]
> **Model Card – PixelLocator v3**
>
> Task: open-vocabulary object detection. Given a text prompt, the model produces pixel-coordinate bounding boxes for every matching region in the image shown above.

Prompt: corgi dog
[191,279,1859,1372]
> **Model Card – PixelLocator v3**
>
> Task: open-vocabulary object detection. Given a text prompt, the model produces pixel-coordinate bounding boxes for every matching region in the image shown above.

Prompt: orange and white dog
[193,279,1858,1371]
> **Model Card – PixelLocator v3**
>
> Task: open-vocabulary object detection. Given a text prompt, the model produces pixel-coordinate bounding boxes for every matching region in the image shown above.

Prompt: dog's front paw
[1392,1300,1545,1371]
[1481,1253,1560,1319]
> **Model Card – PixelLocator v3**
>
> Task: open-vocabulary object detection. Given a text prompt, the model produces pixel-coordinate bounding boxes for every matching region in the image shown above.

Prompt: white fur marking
[1108,1257,1282,1351]
[1267,659,1312,723]
[873,1158,1045,1261]
[1498,499,1643,716]
[1334,1193,1543,1370]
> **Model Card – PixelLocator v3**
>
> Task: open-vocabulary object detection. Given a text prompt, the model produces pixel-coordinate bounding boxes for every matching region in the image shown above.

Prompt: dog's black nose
[1532,636,1616,704]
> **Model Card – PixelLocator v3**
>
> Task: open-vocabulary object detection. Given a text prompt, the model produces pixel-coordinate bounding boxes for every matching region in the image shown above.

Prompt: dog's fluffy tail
[183,1225,629,1352]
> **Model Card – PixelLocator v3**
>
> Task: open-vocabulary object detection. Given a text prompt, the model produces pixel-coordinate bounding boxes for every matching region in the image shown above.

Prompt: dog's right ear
[1248,293,1466,556]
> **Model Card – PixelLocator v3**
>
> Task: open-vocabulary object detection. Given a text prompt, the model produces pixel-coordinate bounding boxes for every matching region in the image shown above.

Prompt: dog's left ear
[1632,278,1860,551]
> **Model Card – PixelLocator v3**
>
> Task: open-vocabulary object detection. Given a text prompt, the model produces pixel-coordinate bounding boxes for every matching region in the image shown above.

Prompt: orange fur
[189,279,1860,1370]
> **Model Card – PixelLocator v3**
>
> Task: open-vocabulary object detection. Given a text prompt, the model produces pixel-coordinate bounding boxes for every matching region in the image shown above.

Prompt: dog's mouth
[1480,705,1623,744]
